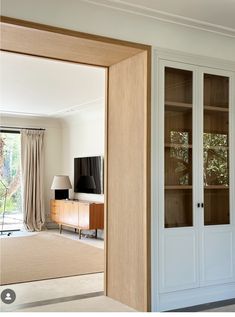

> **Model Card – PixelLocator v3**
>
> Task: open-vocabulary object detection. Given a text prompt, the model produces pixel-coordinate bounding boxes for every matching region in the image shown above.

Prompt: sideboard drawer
[50,200,60,222]
[78,203,90,229]
[50,199,104,234]
[62,201,79,226]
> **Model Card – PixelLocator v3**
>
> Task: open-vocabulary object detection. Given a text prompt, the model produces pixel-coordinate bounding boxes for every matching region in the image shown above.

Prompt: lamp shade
[51,175,72,190]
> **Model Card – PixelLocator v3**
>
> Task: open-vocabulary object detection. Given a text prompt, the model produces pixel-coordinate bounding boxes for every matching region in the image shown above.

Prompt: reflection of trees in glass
[170,131,190,185]
[170,131,189,145]
[0,133,22,214]
[204,133,228,186]
[169,131,229,186]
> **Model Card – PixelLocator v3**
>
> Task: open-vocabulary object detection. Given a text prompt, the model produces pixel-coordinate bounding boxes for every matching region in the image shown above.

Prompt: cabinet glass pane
[203,74,230,225]
[164,67,193,228]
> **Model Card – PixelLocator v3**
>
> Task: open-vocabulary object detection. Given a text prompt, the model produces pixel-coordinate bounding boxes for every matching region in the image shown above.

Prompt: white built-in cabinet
[156,60,235,311]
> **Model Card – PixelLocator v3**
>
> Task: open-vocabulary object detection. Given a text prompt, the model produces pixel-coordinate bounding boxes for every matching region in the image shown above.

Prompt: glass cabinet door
[164,67,193,228]
[203,74,230,225]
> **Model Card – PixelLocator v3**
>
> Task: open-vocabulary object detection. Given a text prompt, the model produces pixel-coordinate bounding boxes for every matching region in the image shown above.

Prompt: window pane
[0,132,23,230]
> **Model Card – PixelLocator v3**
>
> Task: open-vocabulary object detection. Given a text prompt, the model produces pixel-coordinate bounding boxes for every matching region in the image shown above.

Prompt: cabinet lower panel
[160,229,199,292]
[201,227,234,285]
[157,282,235,311]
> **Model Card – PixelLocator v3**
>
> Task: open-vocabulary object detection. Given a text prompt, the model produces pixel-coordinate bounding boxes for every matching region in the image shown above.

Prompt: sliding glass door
[0,131,23,231]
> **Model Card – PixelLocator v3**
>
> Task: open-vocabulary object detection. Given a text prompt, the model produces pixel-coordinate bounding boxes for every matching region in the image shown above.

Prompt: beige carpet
[0,232,104,285]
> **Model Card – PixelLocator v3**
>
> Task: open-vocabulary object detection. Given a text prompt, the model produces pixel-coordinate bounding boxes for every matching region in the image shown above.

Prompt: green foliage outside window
[0,133,22,214]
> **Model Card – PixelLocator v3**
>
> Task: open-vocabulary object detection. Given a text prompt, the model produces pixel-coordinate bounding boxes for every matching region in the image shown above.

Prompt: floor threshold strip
[168,298,235,312]
[3,291,104,312]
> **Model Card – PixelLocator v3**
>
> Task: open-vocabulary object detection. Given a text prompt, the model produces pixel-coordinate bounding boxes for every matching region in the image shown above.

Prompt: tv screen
[74,156,103,194]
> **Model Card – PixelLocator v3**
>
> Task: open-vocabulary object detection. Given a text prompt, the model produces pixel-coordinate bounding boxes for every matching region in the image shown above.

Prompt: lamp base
[55,189,69,200]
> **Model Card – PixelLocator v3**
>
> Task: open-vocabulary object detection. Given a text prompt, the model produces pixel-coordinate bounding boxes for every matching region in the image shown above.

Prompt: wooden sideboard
[50,199,104,238]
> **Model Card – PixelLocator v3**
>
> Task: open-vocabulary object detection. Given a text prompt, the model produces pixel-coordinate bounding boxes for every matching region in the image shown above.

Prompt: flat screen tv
[74,156,103,194]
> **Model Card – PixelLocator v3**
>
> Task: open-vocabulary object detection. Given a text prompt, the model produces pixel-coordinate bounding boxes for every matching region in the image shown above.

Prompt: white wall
[1,0,235,62]
[0,115,62,220]
[60,103,105,203]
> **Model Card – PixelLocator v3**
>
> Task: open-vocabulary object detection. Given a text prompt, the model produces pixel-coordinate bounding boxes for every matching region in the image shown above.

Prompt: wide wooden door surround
[0,17,151,311]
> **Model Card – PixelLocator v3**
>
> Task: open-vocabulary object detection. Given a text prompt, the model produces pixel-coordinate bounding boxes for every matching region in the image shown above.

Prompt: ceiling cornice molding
[82,0,235,38]
[0,113,62,128]
[0,109,47,117]
[154,47,235,72]
[51,97,105,117]
[0,98,105,118]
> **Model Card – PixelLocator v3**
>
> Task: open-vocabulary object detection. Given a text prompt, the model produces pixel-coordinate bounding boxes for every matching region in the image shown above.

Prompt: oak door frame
[0,16,151,312]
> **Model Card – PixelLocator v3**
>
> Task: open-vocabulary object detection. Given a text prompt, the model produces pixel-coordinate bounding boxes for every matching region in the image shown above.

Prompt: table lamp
[51,175,72,199]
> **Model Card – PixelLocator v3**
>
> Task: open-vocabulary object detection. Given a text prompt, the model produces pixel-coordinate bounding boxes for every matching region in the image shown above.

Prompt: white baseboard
[156,282,235,311]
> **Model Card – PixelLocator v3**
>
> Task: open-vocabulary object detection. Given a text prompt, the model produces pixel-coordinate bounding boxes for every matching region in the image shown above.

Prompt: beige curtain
[21,129,45,231]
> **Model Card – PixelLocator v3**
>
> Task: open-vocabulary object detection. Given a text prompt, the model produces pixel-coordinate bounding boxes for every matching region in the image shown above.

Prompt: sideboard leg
[59,224,62,234]
[95,229,98,239]
[79,229,82,239]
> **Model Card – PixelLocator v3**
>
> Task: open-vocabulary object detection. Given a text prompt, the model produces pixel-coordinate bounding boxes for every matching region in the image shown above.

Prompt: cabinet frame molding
[152,55,235,311]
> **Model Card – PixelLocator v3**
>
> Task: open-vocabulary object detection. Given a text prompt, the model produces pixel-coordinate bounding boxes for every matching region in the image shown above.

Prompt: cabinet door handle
[197,203,200,208]
[201,203,204,208]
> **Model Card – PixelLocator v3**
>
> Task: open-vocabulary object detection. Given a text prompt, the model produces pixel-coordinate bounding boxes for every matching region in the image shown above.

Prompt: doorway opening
[0,16,151,312]
[0,51,106,309]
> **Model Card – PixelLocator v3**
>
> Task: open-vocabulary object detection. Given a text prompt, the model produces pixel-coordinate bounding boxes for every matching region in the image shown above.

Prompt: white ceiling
[0,52,105,117]
[85,0,235,37]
